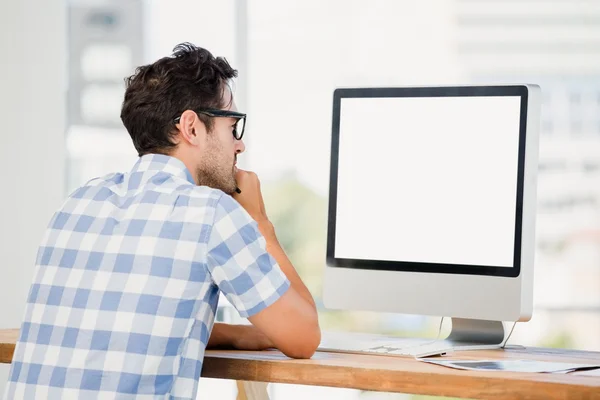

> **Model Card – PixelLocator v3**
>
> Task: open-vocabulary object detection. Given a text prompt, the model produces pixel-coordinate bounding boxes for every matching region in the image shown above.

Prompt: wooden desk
[2,329,600,399]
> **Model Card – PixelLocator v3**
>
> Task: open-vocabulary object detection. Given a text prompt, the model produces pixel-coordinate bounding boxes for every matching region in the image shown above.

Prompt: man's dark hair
[120,43,238,156]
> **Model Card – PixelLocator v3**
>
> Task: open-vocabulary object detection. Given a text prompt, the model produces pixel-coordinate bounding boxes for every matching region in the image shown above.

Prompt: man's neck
[165,150,198,186]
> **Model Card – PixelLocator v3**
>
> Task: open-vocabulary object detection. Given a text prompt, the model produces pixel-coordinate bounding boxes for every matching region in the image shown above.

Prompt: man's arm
[206,210,318,355]
[207,323,274,350]
[257,221,316,310]
[233,170,317,311]
[231,169,320,359]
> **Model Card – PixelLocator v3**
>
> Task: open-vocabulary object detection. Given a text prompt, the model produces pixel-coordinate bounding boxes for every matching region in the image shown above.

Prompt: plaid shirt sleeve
[206,193,290,318]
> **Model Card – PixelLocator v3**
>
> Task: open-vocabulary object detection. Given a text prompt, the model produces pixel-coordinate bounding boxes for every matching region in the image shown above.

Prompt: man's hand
[232,169,270,227]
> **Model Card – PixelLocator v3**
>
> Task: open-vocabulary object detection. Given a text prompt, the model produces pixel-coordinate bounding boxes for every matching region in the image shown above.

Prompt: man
[5,43,320,399]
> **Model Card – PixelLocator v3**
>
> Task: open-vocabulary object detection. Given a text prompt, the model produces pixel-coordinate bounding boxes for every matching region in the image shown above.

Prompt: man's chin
[215,179,237,195]
[206,183,236,195]
[222,186,236,195]
[195,169,237,194]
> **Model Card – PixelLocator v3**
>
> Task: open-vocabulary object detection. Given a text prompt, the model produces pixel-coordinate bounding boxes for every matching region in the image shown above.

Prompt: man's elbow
[283,324,321,359]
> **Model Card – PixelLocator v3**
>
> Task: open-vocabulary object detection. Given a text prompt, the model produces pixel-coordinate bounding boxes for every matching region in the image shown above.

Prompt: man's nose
[235,139,246,154]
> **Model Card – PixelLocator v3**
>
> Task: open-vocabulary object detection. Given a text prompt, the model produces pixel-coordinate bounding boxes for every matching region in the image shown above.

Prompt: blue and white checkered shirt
[4,154,290,399]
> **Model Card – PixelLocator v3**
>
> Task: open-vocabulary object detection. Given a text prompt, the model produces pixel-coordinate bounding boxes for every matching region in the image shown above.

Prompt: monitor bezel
[327,85,529,278]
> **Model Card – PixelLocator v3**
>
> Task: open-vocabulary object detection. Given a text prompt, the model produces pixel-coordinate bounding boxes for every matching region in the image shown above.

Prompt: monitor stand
[398,318,507,357]
[441,318,506,351]
[319,318,508,358]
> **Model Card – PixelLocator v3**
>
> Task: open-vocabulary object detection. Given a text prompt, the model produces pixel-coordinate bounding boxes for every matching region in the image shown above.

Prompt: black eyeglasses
[174,109,246,140]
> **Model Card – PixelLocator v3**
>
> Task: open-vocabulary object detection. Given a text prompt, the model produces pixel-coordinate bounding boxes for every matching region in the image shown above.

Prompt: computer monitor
[322,85,541,354]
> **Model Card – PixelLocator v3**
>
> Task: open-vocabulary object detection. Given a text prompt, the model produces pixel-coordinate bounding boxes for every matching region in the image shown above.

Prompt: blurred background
[1,0,599,398]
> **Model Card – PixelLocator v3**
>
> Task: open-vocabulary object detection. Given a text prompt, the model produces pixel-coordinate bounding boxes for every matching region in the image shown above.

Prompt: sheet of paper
[419,359,600,374]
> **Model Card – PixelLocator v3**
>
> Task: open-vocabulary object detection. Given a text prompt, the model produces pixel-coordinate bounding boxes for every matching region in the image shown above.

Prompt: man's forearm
[208,323,275,351]
[258,221,317,310]
[207,323,236,348]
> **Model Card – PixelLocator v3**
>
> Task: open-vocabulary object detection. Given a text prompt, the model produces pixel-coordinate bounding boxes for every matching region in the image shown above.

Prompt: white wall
[0,0,66,392]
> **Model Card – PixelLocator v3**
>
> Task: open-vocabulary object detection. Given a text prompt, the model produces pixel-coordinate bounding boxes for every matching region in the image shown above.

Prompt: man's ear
[176,110,206,146]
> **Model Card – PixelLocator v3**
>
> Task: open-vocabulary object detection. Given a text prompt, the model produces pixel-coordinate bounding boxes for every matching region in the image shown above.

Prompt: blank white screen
[334,96,522,267]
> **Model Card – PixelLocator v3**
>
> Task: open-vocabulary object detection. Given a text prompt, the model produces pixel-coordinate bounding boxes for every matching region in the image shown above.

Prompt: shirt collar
[131,154,196,185]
